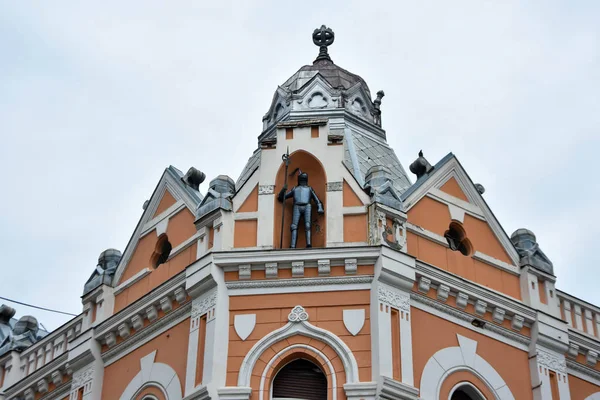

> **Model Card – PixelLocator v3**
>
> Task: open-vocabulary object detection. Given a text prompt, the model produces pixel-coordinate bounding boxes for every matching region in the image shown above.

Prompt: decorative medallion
[378,286,410,312]
[327,181,343,192]
[259,185,275,195]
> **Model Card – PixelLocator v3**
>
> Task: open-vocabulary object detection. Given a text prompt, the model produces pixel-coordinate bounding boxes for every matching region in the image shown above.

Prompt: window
[450,383,485,400]
[151,234,172,268]
[272,359,327,400]
[444,222,472,256]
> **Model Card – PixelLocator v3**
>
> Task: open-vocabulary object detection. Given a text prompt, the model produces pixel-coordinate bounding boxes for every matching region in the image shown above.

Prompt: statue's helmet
[298,172,308,185]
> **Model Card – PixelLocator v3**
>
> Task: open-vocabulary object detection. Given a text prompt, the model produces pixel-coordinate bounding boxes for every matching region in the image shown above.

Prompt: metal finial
[313,25,335,62]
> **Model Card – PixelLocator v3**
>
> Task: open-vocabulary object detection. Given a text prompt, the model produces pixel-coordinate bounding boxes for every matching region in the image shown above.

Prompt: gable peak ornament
[288,305,309,322]
[313,25,335,62]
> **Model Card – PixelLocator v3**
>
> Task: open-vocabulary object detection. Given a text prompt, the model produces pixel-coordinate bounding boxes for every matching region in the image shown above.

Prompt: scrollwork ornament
[192,292,217,318]
[537,349,567,373]
[378,286,410,312]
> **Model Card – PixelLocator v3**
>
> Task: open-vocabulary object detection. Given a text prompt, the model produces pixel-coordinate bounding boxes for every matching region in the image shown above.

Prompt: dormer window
[444,222,472,256]
[151,234,172,268]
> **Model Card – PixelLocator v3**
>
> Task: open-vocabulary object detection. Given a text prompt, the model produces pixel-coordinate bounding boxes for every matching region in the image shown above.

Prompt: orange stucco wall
[234,219,258,248]
[411,307,532,399]
[407,196,520,299]
[343,180,363,207]
[153,190,177,218]
[102,319,189,400]
[114,242,196,312]
[227,290,372,387]
[569,374,600,399]
[344,214,368,243]
[439,177,469,203]
[238,185,258,212]
[273,150,326,249]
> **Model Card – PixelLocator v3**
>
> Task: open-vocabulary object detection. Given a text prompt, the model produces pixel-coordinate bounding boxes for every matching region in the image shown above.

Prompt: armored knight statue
[278,171,324,248]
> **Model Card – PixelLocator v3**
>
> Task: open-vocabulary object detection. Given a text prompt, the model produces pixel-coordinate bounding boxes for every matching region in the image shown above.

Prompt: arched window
[272,358,327,400]
[450,382,486,400]
[444,222,473,256]
[151,234,172,268]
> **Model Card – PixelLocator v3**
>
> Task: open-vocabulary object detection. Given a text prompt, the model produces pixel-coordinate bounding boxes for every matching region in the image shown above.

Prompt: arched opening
[151,234,172,268]
[272,358,327,400]
[445,222,472,256]
[450,382,486,400]
[273,150,327,249]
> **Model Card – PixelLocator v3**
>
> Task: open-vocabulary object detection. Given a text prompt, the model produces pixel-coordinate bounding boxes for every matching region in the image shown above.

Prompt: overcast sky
[1,1,598,331]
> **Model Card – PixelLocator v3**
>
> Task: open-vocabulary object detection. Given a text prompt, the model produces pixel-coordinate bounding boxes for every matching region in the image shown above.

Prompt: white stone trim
[226,276,372,296]
[448,381,486,400]
[113,268,152,295]
[473,251,518,275]
[141,200,186,238]
[585,394,600,400]
[237,307,360,386]
[261,344,336,400]
[120,351,182,400]
[233,212,258,221]
[420,334,515,400]
[342,206,367,215]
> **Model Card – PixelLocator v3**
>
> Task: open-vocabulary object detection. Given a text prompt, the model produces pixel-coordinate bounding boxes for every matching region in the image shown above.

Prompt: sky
[0,1,598,331]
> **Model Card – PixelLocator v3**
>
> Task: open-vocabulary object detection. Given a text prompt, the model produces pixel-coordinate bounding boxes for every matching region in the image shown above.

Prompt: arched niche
[273,150,327,249]
[272,357,328,400]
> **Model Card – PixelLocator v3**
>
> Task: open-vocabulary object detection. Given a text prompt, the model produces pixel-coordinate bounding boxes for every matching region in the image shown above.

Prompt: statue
[278,170,324,248]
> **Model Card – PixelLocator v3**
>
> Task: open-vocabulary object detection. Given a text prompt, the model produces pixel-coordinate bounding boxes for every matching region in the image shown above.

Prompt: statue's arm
[278,186,295,202]
[311,188,324,214]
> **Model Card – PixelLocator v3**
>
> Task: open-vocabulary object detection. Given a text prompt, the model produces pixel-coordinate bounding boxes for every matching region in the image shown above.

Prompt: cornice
[3,353,68,397]
[411,292,530,347]
[226,275,373,290]
[102,302,191,366]
[567,359,600,382]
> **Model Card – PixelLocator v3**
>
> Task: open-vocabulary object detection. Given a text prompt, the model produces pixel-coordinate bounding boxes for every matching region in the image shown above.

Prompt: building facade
[1,26,599,400]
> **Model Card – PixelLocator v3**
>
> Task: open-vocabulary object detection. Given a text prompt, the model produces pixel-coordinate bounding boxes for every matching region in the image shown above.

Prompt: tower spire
[312,25,335,63]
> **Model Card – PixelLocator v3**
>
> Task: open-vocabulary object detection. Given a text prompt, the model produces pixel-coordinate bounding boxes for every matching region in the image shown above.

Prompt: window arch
[151,234,172,268]
[450,382,486,400]
[445,222,472,256]
[272,358,327,400]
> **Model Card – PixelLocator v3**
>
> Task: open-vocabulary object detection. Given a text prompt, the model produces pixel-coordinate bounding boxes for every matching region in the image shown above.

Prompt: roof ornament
[182,167,206,191]
[409,150,434,179]
[373,90,385,127]
[313,25,335,62]
[510,229,554,275]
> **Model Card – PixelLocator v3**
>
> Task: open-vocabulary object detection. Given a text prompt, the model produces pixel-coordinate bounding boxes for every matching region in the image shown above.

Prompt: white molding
[113,268,152,295]
[237,306,360,386]
[233,212,258,221]
[342,206,367,215]
[226,276,373,296]
[428,189,484,220]
[261,344,336,400]
[420,334,515,400]
[473,251,518,275]
[120,351,183,400]
[141,200,186,238]
[406,222,448,248]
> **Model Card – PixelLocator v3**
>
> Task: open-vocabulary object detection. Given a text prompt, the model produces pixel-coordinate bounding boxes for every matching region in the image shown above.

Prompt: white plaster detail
[568,343,580,358]
[24,388,34,400]
[343,309,365,336]
[456,292,469,309]
[155,218,169,236]
[288,305,309,322]
[131,314,144,331]
[239,264,251,280]
[511,315,524,331]
[37,378,48,393]
[318,259,331,276]
[51,370,63,386]
[234,314,256,341]
[588,350,599,367]
[72,365,94,388]
[218,387,252,400]
[437,284,450,302]
[345,258,357,274]
[418,276,431,293]
[475,300,487,316]
[265,262,278,278]
[258,185,275,195]
[146,305,158,322]
[448,204,465,223]
[160,296,173,313]
[118,322,131,339]
[191,292,217,318]
[537,349,567,373]
[584,393,600,400]
[105,332,116,347]
[174,287,187,304]
[237,307,360,387]
[378,285,410,312]
[113,268,153,295]
[420,335,515,400]
[327,181,343,191]
[120,350,183,400]
[291,261,304,277]
[492,308,506,324]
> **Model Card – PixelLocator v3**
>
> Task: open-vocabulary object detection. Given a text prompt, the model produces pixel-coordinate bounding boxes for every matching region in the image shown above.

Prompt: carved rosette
[378,286,410,312]
[537,349,567,373]
[288,305,309,322]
